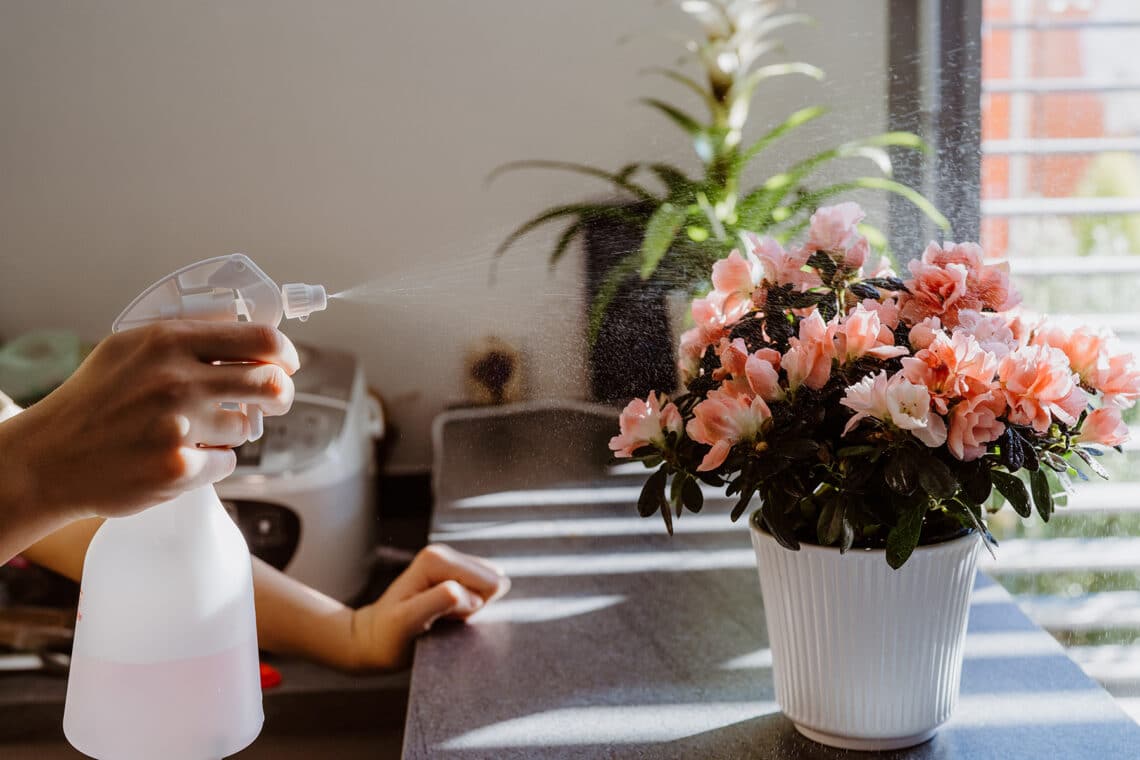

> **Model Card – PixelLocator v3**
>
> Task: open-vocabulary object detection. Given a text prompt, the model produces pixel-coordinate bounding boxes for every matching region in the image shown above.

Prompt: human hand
[2,320,298,522]
[348,544,510,671]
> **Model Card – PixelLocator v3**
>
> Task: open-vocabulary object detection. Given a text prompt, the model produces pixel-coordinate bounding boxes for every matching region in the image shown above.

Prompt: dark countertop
[404,403,1140,760]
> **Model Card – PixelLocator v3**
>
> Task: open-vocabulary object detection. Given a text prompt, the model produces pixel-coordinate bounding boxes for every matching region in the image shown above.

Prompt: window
[980,0,1140,720]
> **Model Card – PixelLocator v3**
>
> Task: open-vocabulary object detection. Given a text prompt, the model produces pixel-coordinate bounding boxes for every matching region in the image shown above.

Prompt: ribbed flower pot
[749,518,981,751]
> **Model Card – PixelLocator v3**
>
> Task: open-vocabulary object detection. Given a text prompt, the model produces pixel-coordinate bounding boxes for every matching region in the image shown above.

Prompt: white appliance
[216,343,384,602]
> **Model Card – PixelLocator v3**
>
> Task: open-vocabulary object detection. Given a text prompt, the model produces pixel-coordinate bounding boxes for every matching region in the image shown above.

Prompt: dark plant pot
[583,208,678,405]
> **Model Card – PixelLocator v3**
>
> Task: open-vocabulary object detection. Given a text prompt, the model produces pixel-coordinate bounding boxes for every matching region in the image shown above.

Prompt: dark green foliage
[492,3,948,344]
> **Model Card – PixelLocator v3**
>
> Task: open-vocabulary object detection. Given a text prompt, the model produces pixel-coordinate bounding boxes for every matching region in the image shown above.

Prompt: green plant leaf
[886,502,925,569]
[641,98,702,136]
[682,475,705,513]
[1029,468,1054,523]
[1074,446,1110,479]
[846,177,952,232]
[727,63,824,125]
[639,203,688,280]
[816,497,846,546]
[738,106,827,171]
[991,469,1031,518]
[885,449,920,495]
[495,203,606,257]
[637,468,667,519]
[489,160,656,202]
[645,67,720,117]
[549,220,586,268]
[647,163,699,200]
[587,255,639,346]
[918,457,958,500]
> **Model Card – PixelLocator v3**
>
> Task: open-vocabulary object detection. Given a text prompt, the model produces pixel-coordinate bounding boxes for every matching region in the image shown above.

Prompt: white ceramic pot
[749,520,981,751]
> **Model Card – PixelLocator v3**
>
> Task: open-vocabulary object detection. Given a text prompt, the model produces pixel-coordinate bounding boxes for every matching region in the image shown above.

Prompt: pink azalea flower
[691,291,740,334]
[783,311,838,390]
[862,296,901,330]
[687,390,773,471]
[745,234,819,291]
[841,371,891,435]
[805,202,871,273]
[1032,323,1106,385]
[1097,352,1140,408]
[947,392,1007,461]
[955,309,1018,358]
[713,337,754,396]
[710,249,762,323]
[841,371,947,447]
[1077,407,1130,447]
[898,258,970,326]
[745,349,784,402]
[677,327,710,385]
[1032,323,1140,408]
[836,304,909,364]
[908,316,943,351]
[898,242,1021,327]
[609,391,684,457]
[886,375,949,448]
[998,345,1088,432]
[901,331,999,414]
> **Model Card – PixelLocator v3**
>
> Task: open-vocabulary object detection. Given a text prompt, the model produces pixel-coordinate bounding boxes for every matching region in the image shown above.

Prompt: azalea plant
[609,202,1140,568]
[494,0,948,343]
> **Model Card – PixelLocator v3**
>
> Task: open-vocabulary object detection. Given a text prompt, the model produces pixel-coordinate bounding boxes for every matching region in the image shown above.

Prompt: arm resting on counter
[21,519,510,673]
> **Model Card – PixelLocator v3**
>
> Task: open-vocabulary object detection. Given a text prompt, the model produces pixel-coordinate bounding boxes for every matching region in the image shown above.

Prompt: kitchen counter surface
[404,403,1140,759]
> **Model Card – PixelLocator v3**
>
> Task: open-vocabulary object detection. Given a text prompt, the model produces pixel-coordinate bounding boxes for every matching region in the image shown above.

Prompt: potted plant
[608,202,1140,750]
[493,0,947,402]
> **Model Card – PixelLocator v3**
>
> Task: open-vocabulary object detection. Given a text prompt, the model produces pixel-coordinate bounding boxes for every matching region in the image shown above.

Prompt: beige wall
[0,0,888,471]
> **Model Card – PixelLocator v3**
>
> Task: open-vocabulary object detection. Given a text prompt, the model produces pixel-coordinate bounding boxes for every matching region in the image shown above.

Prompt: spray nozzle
[281,283,328,322]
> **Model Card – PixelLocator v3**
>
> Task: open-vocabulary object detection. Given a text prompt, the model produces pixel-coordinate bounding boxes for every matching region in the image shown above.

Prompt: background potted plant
[608,202,1140,749]
[493,0,948,403]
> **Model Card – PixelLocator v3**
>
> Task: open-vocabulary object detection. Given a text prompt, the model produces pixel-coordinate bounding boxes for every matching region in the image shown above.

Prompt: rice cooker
[216,343,383,602]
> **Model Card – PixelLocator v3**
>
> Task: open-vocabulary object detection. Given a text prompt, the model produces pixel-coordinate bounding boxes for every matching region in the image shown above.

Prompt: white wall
[0,0,888,471]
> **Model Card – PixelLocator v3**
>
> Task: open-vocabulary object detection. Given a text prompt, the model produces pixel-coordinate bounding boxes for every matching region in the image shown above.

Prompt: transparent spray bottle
[63,254,327,760]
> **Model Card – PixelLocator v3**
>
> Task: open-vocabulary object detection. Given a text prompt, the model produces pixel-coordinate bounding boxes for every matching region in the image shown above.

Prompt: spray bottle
[63,254,328,760]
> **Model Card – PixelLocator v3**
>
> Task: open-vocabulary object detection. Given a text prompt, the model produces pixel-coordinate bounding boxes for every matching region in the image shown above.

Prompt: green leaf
[639,203,688,280]
[918,457,958,500]
[1074,446,1110,479]
[495,203,602,257]
[645,67,720,117]
[886,502,925,569]
[637,468,667,519]
[669,472,685,518]
[647,163,698,200]
[587,255,639,346]
[1030,468,1054,523]
[727,63,824,122]
[641,98,703,137]
[738,106,827,171]
[846,177,951,232]
[885,449,920,495]
[549,220,586,268]
[991,470,1031,518]
[681,476,705,513]
[489,160,656,202]
[760,498,800,550]
[731,485,755,522]
[816,498,846,546]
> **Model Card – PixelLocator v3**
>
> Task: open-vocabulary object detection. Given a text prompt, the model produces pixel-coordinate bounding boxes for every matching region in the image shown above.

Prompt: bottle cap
[281,283,328,321]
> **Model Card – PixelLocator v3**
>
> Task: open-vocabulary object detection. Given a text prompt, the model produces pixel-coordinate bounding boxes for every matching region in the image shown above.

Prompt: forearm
[0,415,81,565]
[251,557,359,671]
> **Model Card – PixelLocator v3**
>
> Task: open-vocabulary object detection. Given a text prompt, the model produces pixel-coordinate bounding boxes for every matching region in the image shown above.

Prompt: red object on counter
[259,662,282,690]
